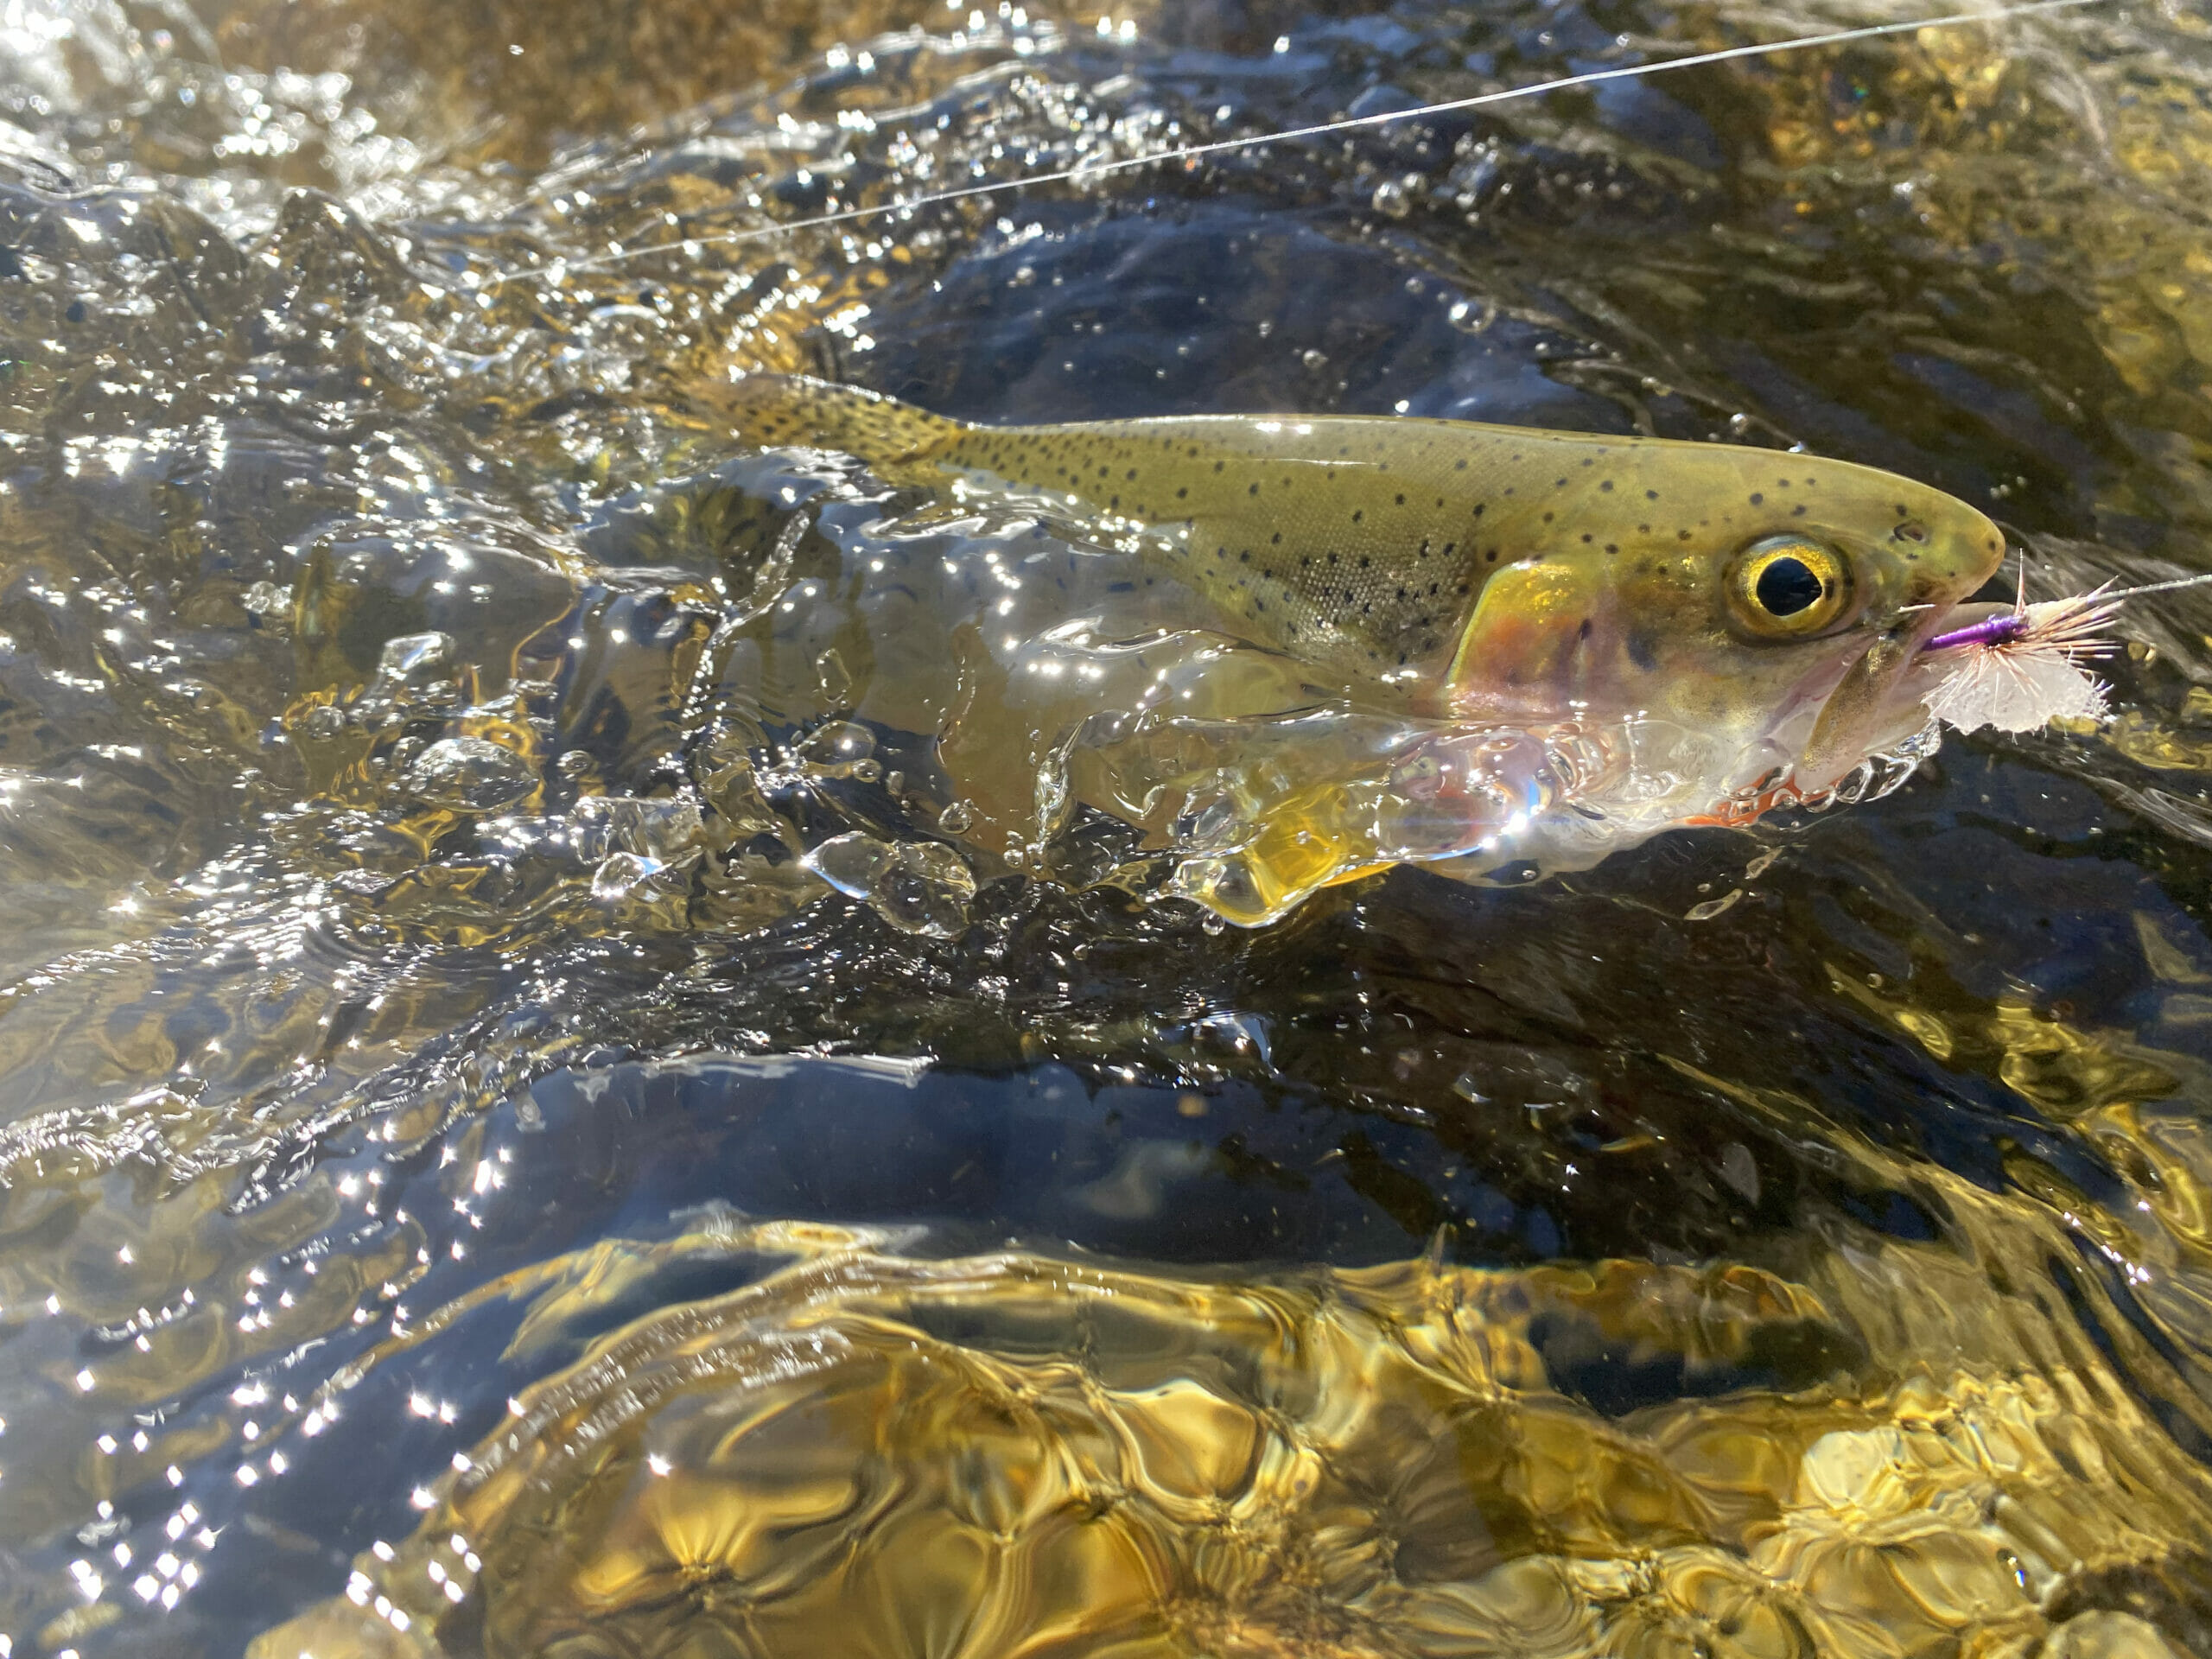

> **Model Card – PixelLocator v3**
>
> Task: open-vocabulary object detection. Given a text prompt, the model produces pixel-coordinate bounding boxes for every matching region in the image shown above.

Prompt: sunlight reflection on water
[1,0,2211,1652]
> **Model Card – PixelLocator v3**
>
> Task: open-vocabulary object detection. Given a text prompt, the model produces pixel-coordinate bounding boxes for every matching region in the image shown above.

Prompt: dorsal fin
[708,372,968,470]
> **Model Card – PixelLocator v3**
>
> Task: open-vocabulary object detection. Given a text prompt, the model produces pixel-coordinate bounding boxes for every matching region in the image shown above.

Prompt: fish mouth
[1793,597,2003,788]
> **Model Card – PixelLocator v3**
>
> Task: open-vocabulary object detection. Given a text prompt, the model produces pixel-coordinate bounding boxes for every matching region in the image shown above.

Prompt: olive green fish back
[718,376,1499,677]
[715,376,2005,728]
[936,415,1497,676]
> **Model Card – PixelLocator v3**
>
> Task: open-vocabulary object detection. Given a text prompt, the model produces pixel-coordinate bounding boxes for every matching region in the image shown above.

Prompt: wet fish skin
[715,374,2005,789]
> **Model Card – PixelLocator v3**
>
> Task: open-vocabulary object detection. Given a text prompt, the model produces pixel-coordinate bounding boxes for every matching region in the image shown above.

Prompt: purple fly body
[1924,612,2030,652]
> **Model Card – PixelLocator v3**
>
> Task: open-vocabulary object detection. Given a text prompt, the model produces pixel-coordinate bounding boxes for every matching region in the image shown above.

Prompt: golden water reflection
[257,1219,2209,1659]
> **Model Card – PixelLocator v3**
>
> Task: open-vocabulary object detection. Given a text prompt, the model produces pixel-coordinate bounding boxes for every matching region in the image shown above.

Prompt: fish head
[1442,436,2005,804]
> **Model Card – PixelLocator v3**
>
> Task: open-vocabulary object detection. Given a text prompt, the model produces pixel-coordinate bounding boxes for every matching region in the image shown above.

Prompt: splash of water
[505,0,2112,287]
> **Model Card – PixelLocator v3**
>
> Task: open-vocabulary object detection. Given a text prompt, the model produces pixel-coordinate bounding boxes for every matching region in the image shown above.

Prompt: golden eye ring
[1726,536,1852,638]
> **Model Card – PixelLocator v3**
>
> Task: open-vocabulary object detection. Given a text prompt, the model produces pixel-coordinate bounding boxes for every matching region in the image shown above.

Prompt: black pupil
[1755,556,1825,617]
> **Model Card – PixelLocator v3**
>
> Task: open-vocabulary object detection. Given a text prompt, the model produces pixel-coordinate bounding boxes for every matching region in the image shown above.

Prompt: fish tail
[714,373,968,469]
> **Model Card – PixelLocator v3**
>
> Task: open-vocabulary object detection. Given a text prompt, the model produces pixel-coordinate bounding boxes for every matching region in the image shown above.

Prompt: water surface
[3,0,2212,1654]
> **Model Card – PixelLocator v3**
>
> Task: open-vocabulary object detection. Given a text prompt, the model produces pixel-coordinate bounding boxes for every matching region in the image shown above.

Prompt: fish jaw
[1790,598,2023,791]
[1792,616,1944,789]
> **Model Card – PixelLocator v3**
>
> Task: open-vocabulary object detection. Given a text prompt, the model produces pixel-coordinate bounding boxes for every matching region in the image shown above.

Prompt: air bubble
[816,647,855,706]
[1685,888,1745,922]
[376,632,455,683]
[1370,178,1413,218]
[804,831,976,937]
[242,581,289,617]
[800,721,877,779]
[591,851,669,901]
[403,737,537,814]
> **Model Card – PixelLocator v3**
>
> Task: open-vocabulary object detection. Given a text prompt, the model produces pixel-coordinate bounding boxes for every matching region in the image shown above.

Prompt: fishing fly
[1919,569,2212,734]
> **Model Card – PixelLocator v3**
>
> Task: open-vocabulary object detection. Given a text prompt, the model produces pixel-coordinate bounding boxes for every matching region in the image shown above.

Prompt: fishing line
[2093,569,2212,603]
[496,0,2109,290]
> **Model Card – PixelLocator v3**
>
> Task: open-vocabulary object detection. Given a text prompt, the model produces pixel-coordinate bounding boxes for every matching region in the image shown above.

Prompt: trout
[711,374,2006,917]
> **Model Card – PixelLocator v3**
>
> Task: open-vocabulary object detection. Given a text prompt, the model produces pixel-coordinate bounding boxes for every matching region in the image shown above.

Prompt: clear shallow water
[3,0,2212,1654]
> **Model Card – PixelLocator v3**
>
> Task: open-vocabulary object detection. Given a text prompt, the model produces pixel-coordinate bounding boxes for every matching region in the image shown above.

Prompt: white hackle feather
[1922,583,2120,734]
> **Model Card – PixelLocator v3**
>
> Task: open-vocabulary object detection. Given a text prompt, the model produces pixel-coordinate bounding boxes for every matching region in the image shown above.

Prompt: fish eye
[1756,556,1824,615]
[1726,536,1852,638]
